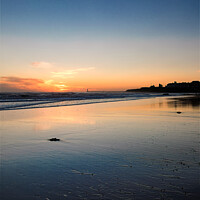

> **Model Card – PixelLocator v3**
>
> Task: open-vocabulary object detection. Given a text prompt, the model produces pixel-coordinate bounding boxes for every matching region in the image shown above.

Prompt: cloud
[52,67,95,77]
[0,76,68,92]
[30,61,94,79]
[31,62,54,68]
[1,76,43,84]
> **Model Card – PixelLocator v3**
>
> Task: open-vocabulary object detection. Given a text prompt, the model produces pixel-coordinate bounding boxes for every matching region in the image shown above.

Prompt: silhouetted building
[166,81,200,89]
[126,81,200,93]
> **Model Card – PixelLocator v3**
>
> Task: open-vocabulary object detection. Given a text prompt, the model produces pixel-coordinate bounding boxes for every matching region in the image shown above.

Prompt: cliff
[126,81,200,93]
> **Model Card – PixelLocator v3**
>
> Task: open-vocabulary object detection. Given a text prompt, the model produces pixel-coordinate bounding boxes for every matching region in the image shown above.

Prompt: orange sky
[1,0,199,92]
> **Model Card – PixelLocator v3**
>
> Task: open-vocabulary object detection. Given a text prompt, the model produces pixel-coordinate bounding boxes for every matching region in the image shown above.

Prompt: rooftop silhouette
[126,81,200,93]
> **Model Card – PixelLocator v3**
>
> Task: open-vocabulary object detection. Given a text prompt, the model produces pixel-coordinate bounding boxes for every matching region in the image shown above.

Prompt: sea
[0,91,179,111]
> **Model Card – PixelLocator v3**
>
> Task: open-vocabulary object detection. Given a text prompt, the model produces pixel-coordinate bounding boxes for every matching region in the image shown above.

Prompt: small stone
[49,138,60,141]
[177,112,182,114]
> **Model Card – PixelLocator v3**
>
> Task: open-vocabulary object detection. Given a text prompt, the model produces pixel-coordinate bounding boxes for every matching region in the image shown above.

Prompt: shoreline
[0,93,198,112]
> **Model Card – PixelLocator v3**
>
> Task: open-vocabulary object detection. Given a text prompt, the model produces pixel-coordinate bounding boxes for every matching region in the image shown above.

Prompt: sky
[0,0,199,92]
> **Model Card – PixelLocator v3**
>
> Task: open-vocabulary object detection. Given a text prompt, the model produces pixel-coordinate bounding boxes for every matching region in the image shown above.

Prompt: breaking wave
[0,92,169,111]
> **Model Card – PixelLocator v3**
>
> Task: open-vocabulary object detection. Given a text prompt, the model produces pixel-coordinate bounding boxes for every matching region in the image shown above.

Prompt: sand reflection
[1,96,199,200]
[167,96,200,109]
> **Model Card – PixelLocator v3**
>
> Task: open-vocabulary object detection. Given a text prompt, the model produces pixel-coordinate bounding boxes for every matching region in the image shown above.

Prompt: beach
[0,95,199,200]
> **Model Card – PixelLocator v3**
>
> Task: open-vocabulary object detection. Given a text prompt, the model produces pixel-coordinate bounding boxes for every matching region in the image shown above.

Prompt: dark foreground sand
[0,95,199,200]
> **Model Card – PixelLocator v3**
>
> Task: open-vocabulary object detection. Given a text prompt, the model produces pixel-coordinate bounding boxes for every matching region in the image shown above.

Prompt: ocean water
[0,92,170,111]
[0,95,199,200]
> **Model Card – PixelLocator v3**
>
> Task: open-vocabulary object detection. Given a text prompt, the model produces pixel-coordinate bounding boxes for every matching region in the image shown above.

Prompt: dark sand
[0,95,199,200]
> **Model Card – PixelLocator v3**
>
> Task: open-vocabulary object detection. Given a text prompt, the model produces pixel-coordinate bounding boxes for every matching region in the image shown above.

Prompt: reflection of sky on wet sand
[0,96,199,200]
[167,96,200,109]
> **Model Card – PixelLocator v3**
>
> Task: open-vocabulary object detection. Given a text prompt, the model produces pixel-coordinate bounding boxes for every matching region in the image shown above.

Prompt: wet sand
[0,95,199,200]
